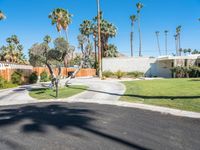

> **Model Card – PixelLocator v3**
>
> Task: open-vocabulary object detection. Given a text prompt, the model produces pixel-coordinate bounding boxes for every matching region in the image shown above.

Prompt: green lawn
[29,85,87,100]
[121,78,200,112]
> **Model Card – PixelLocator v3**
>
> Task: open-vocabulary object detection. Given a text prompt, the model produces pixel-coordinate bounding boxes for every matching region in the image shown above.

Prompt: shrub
[0,76,17,89]
[114,70,126,79]
[0,76,5,88]
[11,71,22,85]
[40,71,49,82]
[126,71,144,78]
[29,72,38,84]
[102,71,114,78]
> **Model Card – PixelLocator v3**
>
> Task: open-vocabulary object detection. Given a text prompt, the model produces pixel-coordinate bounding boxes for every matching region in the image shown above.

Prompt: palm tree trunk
[137,12,142,57]
[97,0,102,78]
[165,34,168,55]
[130,23,134,57]
[65,29,68,43]
[156,35,161,56]
[178,34,181,56]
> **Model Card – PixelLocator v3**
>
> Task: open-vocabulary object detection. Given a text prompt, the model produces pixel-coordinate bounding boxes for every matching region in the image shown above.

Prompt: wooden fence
[0,63,96,82]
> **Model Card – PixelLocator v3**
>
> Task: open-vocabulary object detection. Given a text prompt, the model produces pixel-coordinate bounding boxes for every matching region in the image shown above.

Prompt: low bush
[126,71,144,78]
[102,71,114,78]
[11,71,23,85]
[40,71,49,82]
[0,76,17,89]
[0,76,5,88]
[114,70,126,79]
[29,72,38,84]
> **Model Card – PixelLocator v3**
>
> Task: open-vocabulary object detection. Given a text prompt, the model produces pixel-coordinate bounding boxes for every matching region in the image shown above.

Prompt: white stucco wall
[102,57,158,77]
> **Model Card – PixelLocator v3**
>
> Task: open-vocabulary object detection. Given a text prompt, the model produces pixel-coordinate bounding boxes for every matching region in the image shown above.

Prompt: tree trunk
[165,34,168,55]
[130,32,133,57]
[156,35,161,56]
[65,29,69,43]
[137,12,142,57]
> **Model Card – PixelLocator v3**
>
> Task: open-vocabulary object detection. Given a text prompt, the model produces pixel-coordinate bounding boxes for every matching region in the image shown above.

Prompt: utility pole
[97,0,102,78]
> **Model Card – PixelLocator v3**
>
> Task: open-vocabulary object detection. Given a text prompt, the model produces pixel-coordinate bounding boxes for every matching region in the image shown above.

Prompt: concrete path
[0,78,126,106]
[66,78,126,102]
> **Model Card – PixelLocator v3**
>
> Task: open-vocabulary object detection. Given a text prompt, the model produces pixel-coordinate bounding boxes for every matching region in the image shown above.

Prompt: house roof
[157,55,200,61]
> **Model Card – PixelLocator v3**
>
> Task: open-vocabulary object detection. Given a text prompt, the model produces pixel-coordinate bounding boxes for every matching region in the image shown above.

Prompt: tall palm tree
[164,30,169,55]
[176,25,182,56]
[0,11,6,21]
[130,15,137,57]
[155,31,161,56]
[49,8,72,41]
[80,20,93,42]
[136,2,143,57]
[174,34,178,56]
[96,0,102,78]
[43,35,52,44]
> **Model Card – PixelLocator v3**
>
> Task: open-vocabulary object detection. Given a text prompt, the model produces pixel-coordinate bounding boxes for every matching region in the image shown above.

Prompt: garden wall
[0,62,96,82]
[102,57,158,77]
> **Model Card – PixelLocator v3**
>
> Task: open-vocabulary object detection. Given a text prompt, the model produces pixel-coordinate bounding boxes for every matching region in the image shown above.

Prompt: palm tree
[96,0,102,78]
[183,49,188,56]
[176,25,182,56]
[136,2,143,57]
[80,20,93,42]
[188,48,192,55]
[155,31,161,56]
[49,8,72,41]
[164,30,169,55]
[130,15,137,57]
[0,11,6,21]
[43,35,52,44]
[174,34,178,56]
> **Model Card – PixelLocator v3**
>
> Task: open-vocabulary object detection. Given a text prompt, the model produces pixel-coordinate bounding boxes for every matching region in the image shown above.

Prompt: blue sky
[0,0,200,57]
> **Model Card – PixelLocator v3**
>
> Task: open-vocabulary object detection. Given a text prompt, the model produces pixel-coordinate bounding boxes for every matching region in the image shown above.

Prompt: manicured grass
[121,78,200,112]
[29,85,87,100]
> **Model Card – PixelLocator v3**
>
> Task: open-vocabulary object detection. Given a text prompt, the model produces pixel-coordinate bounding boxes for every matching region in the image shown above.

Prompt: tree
[49,8,72,41]
[29,36,74,98]
[0,35,27,64]
[136,2,143,57]
[183,49,188,56]
[188,48,192,55]
[130,15,137,57]
[49,8,73,67]
[155,31,161,56]
[104,44,118,57]
[80,20,93,41]
[0,10,6,21]
[176,25,182,56]
[164,30,169,55]
[174,34,178,56]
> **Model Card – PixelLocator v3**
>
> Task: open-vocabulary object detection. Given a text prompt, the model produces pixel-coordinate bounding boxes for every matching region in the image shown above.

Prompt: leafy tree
[29,36,73,97]
[130,15,137,57]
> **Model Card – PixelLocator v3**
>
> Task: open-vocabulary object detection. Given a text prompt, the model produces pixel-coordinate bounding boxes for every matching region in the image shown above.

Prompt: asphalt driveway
[0,102,199,150]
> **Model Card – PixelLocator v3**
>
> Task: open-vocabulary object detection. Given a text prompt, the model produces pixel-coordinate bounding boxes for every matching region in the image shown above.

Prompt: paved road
[0,102,199,150]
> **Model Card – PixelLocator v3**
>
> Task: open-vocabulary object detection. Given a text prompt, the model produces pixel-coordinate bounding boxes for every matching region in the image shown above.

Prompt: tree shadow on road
[0,103,150,150]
